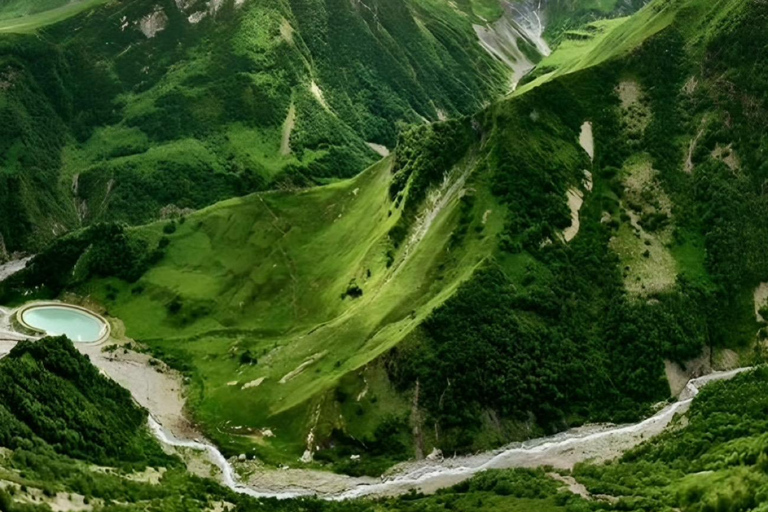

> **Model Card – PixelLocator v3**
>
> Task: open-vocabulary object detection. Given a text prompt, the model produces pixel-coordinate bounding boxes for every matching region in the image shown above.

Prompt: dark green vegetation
[0,332,584,510]
[572,367,768,511]
[0,336,168,468]
[7,0,768,475]
[386,0,768,456]
[543,0,648,41]
[0,0,510,254]
[6,340,768,511]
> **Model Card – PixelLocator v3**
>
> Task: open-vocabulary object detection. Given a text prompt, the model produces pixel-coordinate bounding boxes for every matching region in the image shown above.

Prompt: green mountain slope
[0,0,514,255]
[1,0,664,469]
[4,0,766,481]
[0,336,168,468]
[0,0,109,31]
[6,339,768,512]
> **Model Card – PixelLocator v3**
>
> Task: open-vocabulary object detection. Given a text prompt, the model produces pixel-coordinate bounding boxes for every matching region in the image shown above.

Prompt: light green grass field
[82,153,505,460]
[0,0,108,32]
[516,1,678,96]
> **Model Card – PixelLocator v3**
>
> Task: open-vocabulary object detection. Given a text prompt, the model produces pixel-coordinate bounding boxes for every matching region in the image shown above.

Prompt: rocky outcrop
[473,0,551,89]
[139,6,168,38]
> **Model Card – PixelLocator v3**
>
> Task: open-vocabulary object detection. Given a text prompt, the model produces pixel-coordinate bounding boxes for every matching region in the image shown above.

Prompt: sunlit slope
[517,0,749,96]
[0,0,509,253]
[0,0,109,31]
[516,7,672,94]
[86,152,505,456]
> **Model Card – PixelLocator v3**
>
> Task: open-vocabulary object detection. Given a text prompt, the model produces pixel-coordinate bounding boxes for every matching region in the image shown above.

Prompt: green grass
[0,0,510,251]
[0,0,108,32]
[79,153,505,462]
[516,1,679,96]
[670,230,709,283]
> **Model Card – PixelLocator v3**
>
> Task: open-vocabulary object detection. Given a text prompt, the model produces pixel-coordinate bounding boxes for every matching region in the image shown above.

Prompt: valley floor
[0,269,752,500]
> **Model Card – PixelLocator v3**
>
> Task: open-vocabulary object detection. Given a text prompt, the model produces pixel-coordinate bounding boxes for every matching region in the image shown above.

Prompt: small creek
[0,258,753,500]
[149,368,750,500]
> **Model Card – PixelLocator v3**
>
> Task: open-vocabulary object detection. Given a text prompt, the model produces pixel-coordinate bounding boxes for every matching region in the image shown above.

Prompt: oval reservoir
[20,306,107,343]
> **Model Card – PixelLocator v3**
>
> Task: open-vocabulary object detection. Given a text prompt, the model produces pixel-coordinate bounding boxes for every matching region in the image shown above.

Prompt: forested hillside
[3,0,766,493]
[0,0,736,476]
[5,338,768,511]
[387,0,768,455]
[0,0,515,255]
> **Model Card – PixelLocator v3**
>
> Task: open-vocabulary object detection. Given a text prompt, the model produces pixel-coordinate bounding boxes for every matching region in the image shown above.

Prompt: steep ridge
[3,0,766,486]
[0,0,510,254]
[0,0,667,474]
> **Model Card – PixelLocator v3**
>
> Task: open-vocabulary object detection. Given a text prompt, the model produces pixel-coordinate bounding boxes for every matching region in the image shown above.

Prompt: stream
[0,257,753,500]
[149,367,751,500]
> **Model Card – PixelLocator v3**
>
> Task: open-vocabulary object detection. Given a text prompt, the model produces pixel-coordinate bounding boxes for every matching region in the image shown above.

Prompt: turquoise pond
[21,306,106,343]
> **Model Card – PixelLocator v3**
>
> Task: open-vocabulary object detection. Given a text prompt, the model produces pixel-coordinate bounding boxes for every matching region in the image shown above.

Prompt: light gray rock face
[473,0,552,89]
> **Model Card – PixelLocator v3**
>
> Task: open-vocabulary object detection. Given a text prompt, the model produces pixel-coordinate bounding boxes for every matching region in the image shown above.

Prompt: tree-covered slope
[0,0,514,255]
[0,336,170,468]
[4,0,764,479]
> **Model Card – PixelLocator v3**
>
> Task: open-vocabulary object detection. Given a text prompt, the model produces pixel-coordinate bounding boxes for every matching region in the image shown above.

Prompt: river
[0,257,752,500]
[148,368,750,500]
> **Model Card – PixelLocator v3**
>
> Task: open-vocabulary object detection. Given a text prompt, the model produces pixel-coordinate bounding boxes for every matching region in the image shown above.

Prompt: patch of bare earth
[754,283,768,321]
[78,342,201,441]
[610,159,676,295]
[712,143,740,172]
[279,351,327,384]
[280,103,296,156]
[685,124,705,174]
[367,142,389,157]
[139,7,168,38]
[280,18,294,43]
[562,125,595,243]
[310,81,330,110]
[579,121,594,161]
[0,479,96,511]
[562,188,584,242]
[712,348,740,371]
[664,346,712,397]
[233,460,374,496]
[617,80,650,136]
[548,472,618,503]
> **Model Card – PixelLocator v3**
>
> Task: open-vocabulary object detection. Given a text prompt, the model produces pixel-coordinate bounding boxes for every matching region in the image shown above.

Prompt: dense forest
[2,337,768,511]
[0,336,170,468]
[0,0,509,254]
[386,0,768,455]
